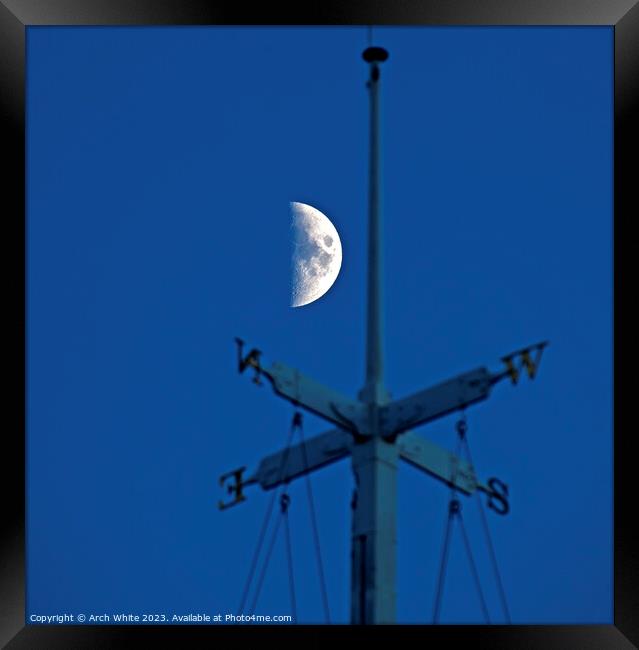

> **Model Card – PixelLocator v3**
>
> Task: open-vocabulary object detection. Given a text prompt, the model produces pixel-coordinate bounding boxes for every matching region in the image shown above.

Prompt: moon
[290,202,342,308]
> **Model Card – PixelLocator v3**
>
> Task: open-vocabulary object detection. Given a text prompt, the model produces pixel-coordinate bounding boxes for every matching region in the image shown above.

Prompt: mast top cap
[362,46,389,63]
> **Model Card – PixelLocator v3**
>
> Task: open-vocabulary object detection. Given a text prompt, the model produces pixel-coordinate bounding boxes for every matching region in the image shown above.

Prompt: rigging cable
[281,493,297,622]
[457,507,490,623]
[297,412,332,623]
[461,435,512,623]
[240,409,331,623]
[432,498,457,624]
[432,429,464,623]
[237,415,298,616]
[248,494,286,616]
[432,415,490,623]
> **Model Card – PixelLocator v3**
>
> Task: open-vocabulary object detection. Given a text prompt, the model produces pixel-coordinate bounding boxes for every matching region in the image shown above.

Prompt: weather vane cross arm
[217,428,353,509]
[250,428,353,490]
[235,338,367,434]
[398,431,510,514]
[380,367,493,438]
[398,431,482,495]
[380,342,549,438]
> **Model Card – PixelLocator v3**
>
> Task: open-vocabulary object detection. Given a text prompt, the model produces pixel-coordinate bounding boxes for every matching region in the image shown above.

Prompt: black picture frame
[2,1,636,647]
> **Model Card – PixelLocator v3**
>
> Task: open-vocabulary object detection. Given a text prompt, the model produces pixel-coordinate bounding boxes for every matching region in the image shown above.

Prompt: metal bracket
[218,466,249,510]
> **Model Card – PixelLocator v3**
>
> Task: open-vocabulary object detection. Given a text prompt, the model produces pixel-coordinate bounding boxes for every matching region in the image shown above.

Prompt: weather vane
[218,42,548,625]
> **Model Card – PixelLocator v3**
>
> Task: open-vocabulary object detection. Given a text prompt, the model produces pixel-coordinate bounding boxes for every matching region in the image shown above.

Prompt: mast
[360,45,390,409]
[350,45,397,625]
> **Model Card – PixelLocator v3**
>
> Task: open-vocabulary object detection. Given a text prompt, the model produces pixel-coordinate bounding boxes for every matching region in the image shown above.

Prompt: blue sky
[26,26,612,624]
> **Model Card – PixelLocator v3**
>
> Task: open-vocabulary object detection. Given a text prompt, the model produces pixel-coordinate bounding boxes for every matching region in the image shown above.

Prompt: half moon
[290,202,343,308]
